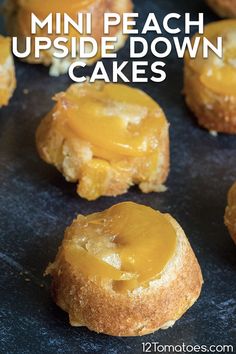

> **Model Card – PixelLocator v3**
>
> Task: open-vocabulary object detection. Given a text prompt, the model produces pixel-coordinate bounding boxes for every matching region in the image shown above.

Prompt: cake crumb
[25,278,31,282]
[23,88,29,95]
[209,130,218,137]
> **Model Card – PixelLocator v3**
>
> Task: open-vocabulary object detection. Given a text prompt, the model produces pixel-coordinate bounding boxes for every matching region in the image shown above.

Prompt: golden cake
[46,202,203,336]
[36,82,170,200]
[0,35,16,107]
[225,181,236,244]
[5,0,132,75]
[184,20,236,133]
[206,0,236,18]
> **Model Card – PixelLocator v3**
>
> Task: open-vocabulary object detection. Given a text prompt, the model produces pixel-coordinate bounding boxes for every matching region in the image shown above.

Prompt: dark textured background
[0,0,236,353]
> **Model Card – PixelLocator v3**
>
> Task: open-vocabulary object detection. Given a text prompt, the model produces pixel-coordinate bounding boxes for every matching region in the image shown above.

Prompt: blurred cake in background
[184,20,236,133]
[225,181,236,245]
[206,0,236,18]
[4,0,133,76]
[0,35,16,107]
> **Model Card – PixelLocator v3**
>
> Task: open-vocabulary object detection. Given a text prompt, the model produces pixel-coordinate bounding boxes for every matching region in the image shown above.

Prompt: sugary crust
[36,83,170,200]
[184,64,236,133]
[5,0,132,75]
[206,0,236,18]
[224,182,236,245]
[46,215,203,336]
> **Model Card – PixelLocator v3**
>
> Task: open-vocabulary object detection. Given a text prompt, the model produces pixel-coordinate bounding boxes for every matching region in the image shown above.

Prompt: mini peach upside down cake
[36,82,170,200]
[184,20,236,133]
[46,202,203,336]
[0,35,16,107]
[5,0,133,76]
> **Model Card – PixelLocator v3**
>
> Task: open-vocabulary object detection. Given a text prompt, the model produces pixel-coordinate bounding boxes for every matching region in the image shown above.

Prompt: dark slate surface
[0,0,236,353]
